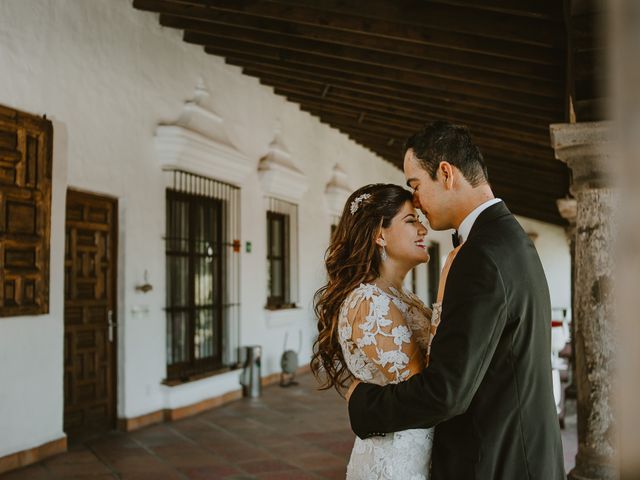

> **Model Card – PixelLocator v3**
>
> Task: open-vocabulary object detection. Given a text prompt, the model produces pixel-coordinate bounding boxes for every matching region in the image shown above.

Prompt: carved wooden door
[64,190,117,436]
[0,104,52,317]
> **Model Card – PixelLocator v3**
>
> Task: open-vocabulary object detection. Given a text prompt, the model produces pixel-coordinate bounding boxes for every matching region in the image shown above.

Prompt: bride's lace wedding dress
[339,283,441,480]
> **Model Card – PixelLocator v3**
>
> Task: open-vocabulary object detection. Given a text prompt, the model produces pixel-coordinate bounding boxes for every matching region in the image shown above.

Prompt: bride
[311,183,459,480]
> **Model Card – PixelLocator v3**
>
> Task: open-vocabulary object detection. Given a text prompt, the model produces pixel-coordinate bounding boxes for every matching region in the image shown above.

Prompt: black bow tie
[452,231,460,248]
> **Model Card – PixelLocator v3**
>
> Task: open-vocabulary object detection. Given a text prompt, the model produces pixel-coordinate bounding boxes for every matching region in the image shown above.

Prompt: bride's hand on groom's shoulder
[346,379,361,402]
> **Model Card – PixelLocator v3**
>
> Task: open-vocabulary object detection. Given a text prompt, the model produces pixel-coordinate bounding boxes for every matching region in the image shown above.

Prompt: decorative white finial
[192,77,209,105]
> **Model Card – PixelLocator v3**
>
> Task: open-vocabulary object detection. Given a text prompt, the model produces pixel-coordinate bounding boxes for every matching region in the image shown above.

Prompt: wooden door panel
[64,190,117,436]
[0,105,52,317]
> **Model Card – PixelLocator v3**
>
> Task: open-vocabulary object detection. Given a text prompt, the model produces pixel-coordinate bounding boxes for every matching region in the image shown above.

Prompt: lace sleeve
[347,290,423,383]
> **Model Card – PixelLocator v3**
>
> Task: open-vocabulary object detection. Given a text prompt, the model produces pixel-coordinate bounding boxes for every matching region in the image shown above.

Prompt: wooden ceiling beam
[294,103,555,160]
[159,14,562,83]
[280,88,548,138]
[277,90,551,146]
[248,68,559,124]
[300,104,556,164]
[186,33,563,102]
[277,0,562,23]
[214,51,564,116]
[220,54,564,117]
[428,0,561,19]
[135,0,563,65]
[268,80,549,131]
[492,164,566,190]
[146,0,563,48]
[248,66,561,125]
[483,155,569,181]
[218,53,563,117]
[279,91,552,150]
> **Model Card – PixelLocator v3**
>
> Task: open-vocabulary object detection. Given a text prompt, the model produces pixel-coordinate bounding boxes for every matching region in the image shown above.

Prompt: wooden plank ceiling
[133,0,575,225]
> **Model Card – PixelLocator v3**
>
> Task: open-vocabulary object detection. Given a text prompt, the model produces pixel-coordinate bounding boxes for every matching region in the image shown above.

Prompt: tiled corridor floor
[2,373,577,479]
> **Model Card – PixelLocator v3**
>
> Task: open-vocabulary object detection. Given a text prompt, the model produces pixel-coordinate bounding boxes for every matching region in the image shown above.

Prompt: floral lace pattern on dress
[338,283,438,479]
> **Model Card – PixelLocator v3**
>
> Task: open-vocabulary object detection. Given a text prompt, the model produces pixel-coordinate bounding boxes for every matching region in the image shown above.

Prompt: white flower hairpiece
[350,193,371,215]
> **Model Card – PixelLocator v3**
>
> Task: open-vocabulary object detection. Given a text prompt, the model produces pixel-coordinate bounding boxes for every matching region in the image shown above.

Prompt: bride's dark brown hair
[311,183,413,394]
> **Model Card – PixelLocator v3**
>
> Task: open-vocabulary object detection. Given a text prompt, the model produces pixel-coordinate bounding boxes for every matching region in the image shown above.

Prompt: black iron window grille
[164,170,240,381]
[266,197,299,309]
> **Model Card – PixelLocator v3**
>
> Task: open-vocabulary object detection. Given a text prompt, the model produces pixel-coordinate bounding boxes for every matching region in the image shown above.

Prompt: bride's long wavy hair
[311,184,413,394]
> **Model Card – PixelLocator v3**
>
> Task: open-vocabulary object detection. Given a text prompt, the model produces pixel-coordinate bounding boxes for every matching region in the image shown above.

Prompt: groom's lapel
[466,201,512,241]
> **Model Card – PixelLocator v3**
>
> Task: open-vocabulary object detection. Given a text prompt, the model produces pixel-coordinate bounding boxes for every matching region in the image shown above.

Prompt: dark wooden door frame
[64,188,118,436]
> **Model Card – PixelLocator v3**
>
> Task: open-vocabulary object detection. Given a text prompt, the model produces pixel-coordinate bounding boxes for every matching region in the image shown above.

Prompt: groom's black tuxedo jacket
[349,202,565,480]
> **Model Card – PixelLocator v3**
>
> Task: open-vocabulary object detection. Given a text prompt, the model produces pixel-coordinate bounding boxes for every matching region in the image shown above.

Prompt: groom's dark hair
[403,121,489,187]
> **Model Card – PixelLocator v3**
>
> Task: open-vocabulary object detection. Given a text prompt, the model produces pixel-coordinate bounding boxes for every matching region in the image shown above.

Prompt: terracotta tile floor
[2,373,577,479]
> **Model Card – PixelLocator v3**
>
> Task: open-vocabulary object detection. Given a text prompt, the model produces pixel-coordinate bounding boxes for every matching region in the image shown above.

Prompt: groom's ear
[439,161,455,190]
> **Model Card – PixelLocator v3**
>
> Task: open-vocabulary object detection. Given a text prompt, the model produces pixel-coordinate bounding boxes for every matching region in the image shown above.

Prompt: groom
[346,122,564,479]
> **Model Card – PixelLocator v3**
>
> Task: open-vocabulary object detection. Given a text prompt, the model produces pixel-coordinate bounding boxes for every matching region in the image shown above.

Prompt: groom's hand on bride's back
[346,379,361,401]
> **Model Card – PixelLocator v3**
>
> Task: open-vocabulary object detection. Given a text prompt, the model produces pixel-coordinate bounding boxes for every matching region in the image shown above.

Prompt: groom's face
[404,149,452,231]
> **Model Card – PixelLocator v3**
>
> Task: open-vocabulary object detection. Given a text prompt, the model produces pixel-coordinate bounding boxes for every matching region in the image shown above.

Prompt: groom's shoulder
[458,216,527,265]
[470,209,525,246]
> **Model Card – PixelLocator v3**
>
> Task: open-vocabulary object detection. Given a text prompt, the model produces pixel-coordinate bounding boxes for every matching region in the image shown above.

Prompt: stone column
[550,121,617,480]
[610,1,640,477]
[557,197,577,399]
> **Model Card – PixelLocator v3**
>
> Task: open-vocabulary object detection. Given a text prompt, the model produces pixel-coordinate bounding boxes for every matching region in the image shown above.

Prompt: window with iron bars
[164,170,241,382]
[266,197,299,310]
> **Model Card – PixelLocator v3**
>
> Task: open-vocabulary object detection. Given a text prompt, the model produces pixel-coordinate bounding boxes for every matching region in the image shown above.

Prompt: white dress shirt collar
[457,198,503,243]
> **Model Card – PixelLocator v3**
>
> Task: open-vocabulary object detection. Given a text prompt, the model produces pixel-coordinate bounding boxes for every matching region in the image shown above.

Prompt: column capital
[550,121,615,193]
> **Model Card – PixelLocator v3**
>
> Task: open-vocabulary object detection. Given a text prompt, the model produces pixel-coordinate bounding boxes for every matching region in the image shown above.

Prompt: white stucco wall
[0,0,571,461]
[516,216,572,317]
[0,0,407,458]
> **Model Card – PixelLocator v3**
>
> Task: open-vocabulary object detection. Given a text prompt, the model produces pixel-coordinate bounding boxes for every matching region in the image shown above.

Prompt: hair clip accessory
[350,193,371,215]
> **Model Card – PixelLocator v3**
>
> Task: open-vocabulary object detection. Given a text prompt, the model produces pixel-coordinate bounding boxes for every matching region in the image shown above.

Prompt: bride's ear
[375,235,386,248]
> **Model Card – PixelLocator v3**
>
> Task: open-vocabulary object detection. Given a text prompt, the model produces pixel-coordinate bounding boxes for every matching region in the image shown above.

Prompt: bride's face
[380,201,430,267]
